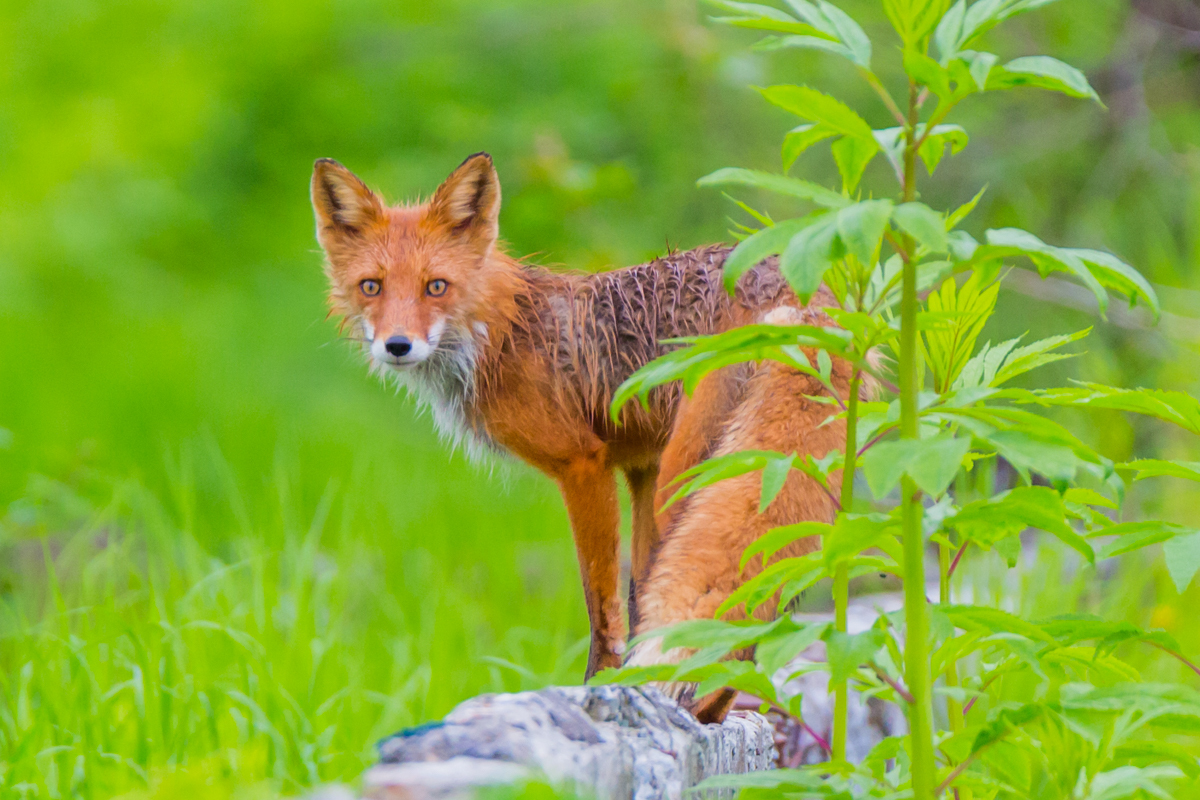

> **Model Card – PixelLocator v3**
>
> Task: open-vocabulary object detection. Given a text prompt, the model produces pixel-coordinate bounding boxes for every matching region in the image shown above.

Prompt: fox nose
[384,336,412,357]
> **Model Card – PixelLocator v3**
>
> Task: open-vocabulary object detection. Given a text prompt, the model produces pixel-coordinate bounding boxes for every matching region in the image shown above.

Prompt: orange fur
[311,154,847,683]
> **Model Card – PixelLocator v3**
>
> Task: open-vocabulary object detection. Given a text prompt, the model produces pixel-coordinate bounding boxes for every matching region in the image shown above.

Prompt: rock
[364,685,775,800]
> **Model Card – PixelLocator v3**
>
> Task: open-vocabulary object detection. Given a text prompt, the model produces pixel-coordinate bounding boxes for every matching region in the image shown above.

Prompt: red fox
[311,154,848,712]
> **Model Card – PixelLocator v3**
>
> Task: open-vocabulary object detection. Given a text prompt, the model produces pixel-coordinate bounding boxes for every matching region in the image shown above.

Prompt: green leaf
[946,185,987,229]
[943,0,1067,56]
[830,135,880,193]
[659,449,788,510]
[1074,248,1160,320]
[781,124,837,170]
[759,453,796,513]
[758,85,876,144]
[987,55,1100,103]
[741,521,832,571]
[972,703,1045,753]
[1093,520,1193,560]
[718,215,821,292]
[706,0,839,37]
[836,200,894,266]
[934,0,966,60]
[698,167,848,209]
[884,0,952,45]
[780,215,841,301]
[893,202,949,253]
[1031,384,1200,436]
[814,1,872,67]
[756,621,829,675]
[919,124,969,174]
[823,513,900,569]
[943,604,1057,643]
[989,328,1090,387]
[904,47,953,98]
[982,227,1109,315]
[860,432,971,499]
[753,34,858,64]
[611,322,854,417]
[1120,459,1200,484]
[964,50,1000,91]
[949,486,1094,563]
[825,628,887,684]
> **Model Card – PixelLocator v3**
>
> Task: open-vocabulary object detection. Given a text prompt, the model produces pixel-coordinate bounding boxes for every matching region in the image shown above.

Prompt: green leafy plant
[598,1,1200,797]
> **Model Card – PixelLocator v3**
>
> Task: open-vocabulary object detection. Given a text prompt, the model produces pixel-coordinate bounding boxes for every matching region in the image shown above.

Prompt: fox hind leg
[629,350,849,721]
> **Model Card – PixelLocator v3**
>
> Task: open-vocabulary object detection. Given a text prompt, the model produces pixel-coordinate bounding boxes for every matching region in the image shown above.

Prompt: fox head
[311,153,508,373]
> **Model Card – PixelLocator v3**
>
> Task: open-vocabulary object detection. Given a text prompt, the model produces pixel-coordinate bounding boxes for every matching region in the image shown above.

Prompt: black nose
[384,336,412,357]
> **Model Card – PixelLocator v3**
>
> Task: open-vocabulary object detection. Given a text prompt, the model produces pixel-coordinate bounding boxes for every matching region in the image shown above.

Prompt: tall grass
[0,440,593,798]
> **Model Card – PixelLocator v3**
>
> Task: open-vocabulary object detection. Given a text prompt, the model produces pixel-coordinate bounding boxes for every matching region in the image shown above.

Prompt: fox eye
[360,279,381,297]
[426,279,448,297]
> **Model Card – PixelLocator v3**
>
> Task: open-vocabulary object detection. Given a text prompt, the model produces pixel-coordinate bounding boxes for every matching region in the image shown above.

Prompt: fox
[310,153,850,718]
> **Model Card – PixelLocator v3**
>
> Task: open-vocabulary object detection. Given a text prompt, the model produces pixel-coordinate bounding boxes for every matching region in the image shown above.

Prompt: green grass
[3,0,1200,796]
[0,428,598,797]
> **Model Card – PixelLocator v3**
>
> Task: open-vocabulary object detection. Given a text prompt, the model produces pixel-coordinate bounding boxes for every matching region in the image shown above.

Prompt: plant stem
[900,79,936,800]
[831,368,862,763]
[940,543,964,733]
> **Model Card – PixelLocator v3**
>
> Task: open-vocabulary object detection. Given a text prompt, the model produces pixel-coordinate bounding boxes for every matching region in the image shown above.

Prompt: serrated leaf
[698,168,849,209]
[943,604,1057,643]
[934,0,966,60]
[823,513,899,569]
[1094,520,1192,560]
[781,123,837,170]
[1163,533,1200,593]
[988,55,1100,103]
[753,33,858,64]
[947,186,987,229]
[741,522,831,571]
[706,0,839,37]
[1074,248,1160,320]
[1120,459,1200,484]
[919,124,969,174]
[972,703,1045,753]
[825,628,887,684]
[836,199,894,266]
[831,135,880,193]
[815,1,872,66]
[718,215,822,293]
[756,622,829,675]
[758,85,876,143]
[1031,384,1200,436]
[780,215,840,301]
[904,47,953,98]
[973,227,1109,315]
[860,432,970,499]
[893,202,949,253]
[759,454,796,513]
[949,486,1091,563]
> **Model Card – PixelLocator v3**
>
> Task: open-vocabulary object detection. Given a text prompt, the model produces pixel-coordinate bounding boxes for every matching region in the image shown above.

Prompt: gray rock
[364,686,774,800]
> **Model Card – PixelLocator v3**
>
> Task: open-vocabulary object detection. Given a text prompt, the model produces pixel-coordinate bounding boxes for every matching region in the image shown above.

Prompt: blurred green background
[1,0,1199,797]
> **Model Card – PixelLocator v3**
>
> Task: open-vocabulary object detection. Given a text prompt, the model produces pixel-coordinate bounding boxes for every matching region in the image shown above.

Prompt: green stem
[940,543,963,733]
[900,79,936,800]
[831,369,862,762]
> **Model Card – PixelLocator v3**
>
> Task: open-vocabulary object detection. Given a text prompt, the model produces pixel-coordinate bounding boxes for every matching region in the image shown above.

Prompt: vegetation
[601,1,1200,797]
[2,0,1199,798]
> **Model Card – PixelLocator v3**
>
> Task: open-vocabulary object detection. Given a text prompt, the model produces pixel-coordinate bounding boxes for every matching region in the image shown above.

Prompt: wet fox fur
[311,153,849,721]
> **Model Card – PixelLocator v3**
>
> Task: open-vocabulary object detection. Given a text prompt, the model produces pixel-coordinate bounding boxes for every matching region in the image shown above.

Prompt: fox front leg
[556,451,626,679]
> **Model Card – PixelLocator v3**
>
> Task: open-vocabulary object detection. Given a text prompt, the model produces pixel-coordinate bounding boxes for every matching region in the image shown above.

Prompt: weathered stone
[364,686,774,800]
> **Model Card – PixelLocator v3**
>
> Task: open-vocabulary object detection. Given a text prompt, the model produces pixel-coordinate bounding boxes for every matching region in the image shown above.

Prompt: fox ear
[311,159,384,241]
[427,153,500,251]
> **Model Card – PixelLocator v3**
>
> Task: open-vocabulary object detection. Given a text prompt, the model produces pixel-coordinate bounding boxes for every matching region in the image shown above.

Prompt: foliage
[600,2,1200,798]
[2,0,1199,798]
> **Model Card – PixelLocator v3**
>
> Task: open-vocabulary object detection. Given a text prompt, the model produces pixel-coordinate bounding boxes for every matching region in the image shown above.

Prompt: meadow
[1,0,1199,797]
